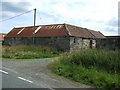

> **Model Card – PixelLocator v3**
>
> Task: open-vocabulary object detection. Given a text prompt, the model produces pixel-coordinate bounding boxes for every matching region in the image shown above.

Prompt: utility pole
[34,8,36,26]
[33,8,36,45]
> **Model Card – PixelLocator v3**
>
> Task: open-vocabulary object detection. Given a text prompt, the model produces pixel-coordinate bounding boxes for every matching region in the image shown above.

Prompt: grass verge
[2,46,62,59]
[49,49,120,89]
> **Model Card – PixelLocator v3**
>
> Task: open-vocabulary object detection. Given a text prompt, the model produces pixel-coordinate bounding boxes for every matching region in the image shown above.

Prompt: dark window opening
[90,40,92,48]
[74,38,76,43]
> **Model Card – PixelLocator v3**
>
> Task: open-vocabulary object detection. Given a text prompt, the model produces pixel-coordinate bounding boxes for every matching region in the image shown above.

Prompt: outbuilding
[4,24,105,51]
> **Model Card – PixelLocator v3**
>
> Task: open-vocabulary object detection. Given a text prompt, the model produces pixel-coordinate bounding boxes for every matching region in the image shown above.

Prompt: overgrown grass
[50,49,120,89]
[2,46,62,59]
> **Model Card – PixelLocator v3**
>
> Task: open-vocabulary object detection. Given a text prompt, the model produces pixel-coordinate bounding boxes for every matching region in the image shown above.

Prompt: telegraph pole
[34,8,36,26]
[33,8,36,45]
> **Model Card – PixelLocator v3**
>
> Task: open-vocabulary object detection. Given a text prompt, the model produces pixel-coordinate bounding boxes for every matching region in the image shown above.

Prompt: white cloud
[1,0,119,36]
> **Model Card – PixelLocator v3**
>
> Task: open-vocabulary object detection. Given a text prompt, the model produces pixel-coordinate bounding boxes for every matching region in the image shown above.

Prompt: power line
[0,9,34,22]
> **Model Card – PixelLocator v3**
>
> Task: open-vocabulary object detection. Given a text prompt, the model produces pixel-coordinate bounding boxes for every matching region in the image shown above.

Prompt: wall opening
[74,38,76,43]
[90,40,92,48]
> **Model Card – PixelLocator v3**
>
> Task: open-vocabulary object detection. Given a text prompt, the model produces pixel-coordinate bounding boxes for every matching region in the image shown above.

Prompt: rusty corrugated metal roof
[66,24,95,38]
[6,26,38,37]
[6,24,105,38]
[34,24,68,37]
[89,30,105,38]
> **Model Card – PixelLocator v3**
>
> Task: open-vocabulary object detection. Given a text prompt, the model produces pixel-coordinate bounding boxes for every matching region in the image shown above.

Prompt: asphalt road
[1,68,47,88]
[2,59,93,89]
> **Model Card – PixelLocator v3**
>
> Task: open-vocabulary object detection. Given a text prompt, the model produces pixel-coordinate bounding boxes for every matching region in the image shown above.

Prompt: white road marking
[2,67,18,74]
[18,77,33,83]
[0,69,8,74]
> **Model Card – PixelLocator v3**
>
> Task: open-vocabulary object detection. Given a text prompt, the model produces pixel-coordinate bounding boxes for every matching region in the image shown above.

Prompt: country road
[1,58,93,89]
[1,68,43,88]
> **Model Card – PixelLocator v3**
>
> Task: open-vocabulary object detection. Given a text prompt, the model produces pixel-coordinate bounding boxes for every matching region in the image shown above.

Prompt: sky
[0,0,119,36]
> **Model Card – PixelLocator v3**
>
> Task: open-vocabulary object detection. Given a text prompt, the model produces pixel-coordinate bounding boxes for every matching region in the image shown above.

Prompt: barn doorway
[90,40,92,48]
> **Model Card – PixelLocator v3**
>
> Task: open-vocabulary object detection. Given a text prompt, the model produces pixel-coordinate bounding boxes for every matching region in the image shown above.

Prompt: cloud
[103,26,118,36]
[107,17,118,27]
[1,1,32,19]
[2,2,31,13]
[1,0,119,36]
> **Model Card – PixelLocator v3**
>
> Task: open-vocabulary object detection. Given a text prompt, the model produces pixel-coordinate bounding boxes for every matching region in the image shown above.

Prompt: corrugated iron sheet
[89,30,105,38]
[66,24,95,38]
[6,26,39,37]
[6,24,105,38]
[34,24,68,37]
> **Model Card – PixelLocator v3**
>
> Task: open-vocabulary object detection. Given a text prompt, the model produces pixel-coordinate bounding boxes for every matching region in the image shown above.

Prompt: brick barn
[4,24,105,51]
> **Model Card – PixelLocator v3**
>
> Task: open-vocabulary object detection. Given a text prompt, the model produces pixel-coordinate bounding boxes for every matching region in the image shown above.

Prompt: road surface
[1,68,50,89]
[2,59,93,89]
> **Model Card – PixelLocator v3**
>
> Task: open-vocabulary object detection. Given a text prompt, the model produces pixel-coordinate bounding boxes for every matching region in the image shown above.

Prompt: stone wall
[4,37,33,46]
[34,36,70,51]
[96,36,120,50]
[91,39,96,48]
[82,39,96,49]
[82,39,90,49]
[4,36,97,51]
[70,37,82,51]
[70,37,96,51]
[4,36,70,51]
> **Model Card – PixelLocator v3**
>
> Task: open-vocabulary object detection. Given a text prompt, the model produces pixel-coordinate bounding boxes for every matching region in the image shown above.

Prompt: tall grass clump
[59,49,119,73]
[2,46,62,59]
[50,49,120,89]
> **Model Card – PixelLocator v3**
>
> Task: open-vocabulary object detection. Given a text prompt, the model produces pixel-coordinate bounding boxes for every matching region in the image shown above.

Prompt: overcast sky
[0,0,119,36]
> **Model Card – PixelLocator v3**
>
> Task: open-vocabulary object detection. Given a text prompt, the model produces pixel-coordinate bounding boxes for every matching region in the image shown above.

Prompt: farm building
[0,33,7,45]
[4,24,105,51]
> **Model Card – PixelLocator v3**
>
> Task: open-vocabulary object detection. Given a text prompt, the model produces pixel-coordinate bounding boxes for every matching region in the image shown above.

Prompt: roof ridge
[64,23,71,36]
[98,31,105,37]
